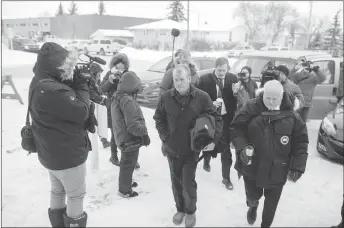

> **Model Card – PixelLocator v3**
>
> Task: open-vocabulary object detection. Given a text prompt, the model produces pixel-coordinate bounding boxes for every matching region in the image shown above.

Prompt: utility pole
[306,1,313,50]
[186,0,190,50]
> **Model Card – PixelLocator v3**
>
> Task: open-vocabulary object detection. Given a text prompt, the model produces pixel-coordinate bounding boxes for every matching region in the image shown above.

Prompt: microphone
[85,54,106,65]
[171,28,180,37]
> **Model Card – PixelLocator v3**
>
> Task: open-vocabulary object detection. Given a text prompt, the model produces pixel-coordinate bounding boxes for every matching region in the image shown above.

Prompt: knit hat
[276,65,289,77]
[241,66,252,76]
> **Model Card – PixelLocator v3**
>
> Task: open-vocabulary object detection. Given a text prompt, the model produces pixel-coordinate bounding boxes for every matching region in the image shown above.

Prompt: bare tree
[268,2,294,43]
[98,1,105,15]
[56,2,64,16]
[68,1,78,15]
[233,2,264,41]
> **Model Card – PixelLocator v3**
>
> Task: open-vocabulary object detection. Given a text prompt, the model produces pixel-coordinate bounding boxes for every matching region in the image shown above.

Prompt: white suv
[84,39,124,55]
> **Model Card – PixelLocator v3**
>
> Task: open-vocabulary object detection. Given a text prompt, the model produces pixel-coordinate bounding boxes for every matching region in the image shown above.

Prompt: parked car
[317,97,343,162]
[137,56,216,108]
[12,38,40,53]
[231,50,342,119]
[227,44,255,57]
[84,38,124,55]
[65,40,90,52]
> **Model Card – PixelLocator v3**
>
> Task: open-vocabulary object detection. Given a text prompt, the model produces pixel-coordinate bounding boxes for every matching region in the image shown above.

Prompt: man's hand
[213,100,221,108]
[142,134,151,146]
[240,149,250,165]
[288,170,302,182]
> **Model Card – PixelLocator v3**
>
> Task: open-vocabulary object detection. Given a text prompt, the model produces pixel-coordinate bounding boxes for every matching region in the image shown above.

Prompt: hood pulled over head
[34,42,78,81]
[117,71,143,95]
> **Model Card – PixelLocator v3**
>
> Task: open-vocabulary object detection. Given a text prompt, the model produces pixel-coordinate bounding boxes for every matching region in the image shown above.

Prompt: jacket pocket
[270,160,289,183]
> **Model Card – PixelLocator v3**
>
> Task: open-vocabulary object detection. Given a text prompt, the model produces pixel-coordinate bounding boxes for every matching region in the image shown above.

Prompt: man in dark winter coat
[230,80,309,228]
[100,53,140,169]
[198,57,238,190]
[288,60,326,122]
[332,195,344,228]
[29,42,90,227]
[154,64,222,228]
[111,71,150,198]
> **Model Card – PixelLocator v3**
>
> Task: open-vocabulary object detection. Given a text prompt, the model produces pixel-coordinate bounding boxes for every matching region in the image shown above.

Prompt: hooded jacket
[230,91,309,188]
[111,71,148,151]
[29,42,90,170]
[190,113,217,152]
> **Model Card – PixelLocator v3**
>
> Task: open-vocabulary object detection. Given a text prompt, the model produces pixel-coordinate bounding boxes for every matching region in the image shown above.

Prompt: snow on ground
[1,49,343,227]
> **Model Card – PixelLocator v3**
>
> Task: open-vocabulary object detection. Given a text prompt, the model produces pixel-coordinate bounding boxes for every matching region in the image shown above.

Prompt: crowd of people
[26,42,342,228]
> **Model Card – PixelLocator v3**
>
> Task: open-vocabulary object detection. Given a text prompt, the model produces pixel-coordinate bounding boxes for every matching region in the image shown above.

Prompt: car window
[106,40,111,44]
[93,40,98,44]
[268,47,278,51]
[200,59,215,70]
[232,56,296,78]
[100,40,106,44]
[312,60,335,84]
[148,56,172,73]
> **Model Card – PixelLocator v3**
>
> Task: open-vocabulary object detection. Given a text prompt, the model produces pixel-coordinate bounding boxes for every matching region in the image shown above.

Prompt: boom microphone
[85,54,106,65]
[171,28,180,37]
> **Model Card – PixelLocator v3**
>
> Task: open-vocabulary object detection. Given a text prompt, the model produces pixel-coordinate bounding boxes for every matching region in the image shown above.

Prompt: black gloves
[142,134,151,146]
[240,144,255,165]
[85,102,98,133]
[311,65,320,73]
[288,170,302,182]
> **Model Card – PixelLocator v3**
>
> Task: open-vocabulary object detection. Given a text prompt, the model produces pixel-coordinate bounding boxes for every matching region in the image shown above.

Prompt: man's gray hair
[173,64,191,77]
[263,80,284,96]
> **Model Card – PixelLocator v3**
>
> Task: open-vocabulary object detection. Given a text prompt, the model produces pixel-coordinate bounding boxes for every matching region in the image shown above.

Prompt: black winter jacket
[230,91,309,188]
[153,85,223,159]
[30,42,91,170]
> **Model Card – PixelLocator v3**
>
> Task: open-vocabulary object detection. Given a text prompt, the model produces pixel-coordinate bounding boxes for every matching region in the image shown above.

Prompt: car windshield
[231,56,297,79]
[148,56,172,73]
[232,45,244,50]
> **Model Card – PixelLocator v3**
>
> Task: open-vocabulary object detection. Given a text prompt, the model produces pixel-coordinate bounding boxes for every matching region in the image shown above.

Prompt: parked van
[231,50,343,119]
[84,38,124,55]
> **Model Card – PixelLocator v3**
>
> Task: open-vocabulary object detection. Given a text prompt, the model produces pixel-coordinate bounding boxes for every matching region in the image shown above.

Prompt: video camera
[73,54,106,81]
[260,60,280,86]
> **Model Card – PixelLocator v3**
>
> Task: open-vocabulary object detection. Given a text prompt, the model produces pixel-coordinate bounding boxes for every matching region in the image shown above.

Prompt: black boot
[48,207,66,227]
[63,212,87,227]
[222,178,234,190]
[118,190,139,198]
[247,206,258,225]
[203,157,211,172]
[100,137,111,149]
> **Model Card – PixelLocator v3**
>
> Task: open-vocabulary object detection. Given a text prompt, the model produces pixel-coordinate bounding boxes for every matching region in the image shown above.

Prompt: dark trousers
[243,176,283,228]
[297,106,310,123]
[118,150,139,193]
[167,155,198,214]
[110,127,118,156]
[204,143,232,180]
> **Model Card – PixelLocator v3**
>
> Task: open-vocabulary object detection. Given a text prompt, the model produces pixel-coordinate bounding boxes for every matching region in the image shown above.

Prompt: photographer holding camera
[100,53,140,169]
[28,42,91,227]
[257,61,304,112]
[288,60,326,122]
[233,66,258,112]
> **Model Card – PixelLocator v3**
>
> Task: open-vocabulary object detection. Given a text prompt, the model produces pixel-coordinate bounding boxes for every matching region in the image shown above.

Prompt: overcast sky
[2,1,343,28]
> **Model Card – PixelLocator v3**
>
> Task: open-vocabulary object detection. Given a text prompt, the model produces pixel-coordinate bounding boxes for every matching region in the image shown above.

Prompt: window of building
[20,23,26,27]
[6,24,12,28]
[44,23,49,26]
[32,23,39,27]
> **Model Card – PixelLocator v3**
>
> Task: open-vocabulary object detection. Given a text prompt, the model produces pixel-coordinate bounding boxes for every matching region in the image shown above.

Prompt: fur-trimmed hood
[33,42,78,81]
[255,87,301,111]
[116,71,142,95]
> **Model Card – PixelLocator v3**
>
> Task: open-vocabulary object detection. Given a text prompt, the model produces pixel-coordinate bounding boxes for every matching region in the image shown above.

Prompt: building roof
[126,19,231,32]
[90,29,134,38]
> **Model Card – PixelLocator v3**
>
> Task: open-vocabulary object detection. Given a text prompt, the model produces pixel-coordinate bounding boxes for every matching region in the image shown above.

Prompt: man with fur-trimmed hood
[111,71,150,198]
[230,80,309,228]
[29,42,90,227]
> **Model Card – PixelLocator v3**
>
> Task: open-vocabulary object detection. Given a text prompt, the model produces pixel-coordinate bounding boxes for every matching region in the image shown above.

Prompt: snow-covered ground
[1,48,343,227]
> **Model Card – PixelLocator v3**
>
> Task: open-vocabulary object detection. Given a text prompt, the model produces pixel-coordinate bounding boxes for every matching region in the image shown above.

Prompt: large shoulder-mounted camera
[73,54,106,81]
[260,60,280,87]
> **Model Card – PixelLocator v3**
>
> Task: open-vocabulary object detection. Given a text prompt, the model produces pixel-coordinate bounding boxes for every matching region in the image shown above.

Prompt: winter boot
[172,212,186,225]
[118,190,139,198]
[63,212,87,227]
[222,178,234,190]
[48,207,66,227]
[109,151,120,166]
[135,162,140,169]
[203,159,211,172]
[247,206,258,225]
[185,213,196,227]
[100,137,111,149]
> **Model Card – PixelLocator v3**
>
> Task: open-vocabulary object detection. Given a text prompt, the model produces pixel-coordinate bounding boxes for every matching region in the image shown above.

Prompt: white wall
[229,26,248,43]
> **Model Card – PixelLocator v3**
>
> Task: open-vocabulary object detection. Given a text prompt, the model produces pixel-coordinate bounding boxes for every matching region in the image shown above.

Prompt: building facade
[2,17,51,38]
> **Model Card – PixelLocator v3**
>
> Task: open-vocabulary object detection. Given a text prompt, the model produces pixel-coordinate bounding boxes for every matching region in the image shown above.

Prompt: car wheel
[100,48,105,56]
[84,47,88,54]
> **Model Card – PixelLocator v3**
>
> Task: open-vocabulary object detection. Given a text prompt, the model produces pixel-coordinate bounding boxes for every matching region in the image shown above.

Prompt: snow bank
[1,47,37,67]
